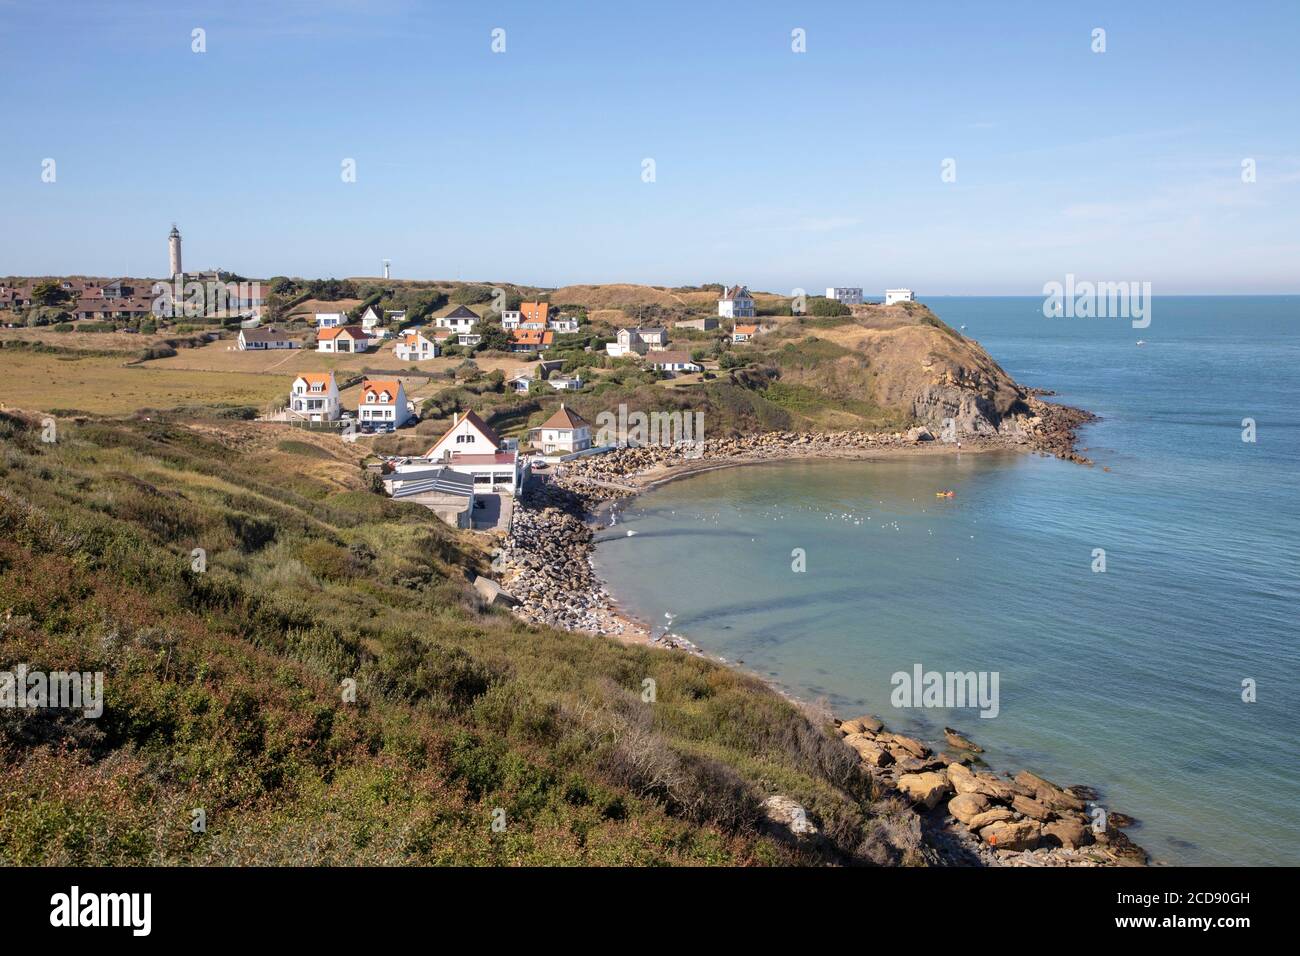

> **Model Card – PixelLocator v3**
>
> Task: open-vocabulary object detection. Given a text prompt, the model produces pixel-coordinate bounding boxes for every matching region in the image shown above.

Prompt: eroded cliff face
[841,309,1034,437]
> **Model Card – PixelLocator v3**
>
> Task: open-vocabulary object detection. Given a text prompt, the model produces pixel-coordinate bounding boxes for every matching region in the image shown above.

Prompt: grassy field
[0,349,288,415]
[0,410,920,865]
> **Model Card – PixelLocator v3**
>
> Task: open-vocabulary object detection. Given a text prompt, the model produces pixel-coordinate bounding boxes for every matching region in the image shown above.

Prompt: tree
[31,280,72,307]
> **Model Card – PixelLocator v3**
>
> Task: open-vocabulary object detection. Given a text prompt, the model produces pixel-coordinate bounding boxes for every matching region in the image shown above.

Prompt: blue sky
[2,0,1297,293]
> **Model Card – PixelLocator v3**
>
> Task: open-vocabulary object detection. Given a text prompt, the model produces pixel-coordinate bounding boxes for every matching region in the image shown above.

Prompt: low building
[316,312,347,328]
[509,328,554,352]
[718,284,756,318]
[393,330,439,362]
[238,326,296,350]
[289,372,341,421]
[531,404,593,456]
[731,323,760,344]
[507,368,537,393]
[357,377,412,428]
[547,374,584,391]
[674,316,719,332]
[417,409,526,494]
[548,313,580,334]
[381,467,475,529]
[826,287,863,305]
[316,325,370,353]
[648,350,702,375]
[885,288,915,305]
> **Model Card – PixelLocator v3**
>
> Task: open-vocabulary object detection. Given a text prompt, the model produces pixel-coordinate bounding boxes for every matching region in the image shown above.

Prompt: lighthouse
[168,224,183,278]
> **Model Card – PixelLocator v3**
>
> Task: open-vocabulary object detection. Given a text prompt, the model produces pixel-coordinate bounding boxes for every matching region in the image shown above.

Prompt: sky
[2,0,1298,294]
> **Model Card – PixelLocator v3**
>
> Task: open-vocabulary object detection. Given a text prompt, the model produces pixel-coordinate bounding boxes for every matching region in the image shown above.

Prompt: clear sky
[2,0,1297,293]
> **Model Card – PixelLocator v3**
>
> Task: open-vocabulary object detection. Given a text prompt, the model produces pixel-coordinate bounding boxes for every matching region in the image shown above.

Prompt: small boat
[1136,339,1146,346]
[935,490,956,498]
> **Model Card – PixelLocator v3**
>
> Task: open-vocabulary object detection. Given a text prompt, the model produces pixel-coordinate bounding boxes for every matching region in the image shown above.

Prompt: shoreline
[493,412,1149,866]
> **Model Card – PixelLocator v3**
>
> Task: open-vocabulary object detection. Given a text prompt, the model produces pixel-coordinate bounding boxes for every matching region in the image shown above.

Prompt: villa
[411,410,526,495]
[393,330,439,362]
[435,305,480,334]
[316,325,371,353]
[530,404,593,456]
[356,377,412,429]
[718,284,756,319]
[289,372,341,422]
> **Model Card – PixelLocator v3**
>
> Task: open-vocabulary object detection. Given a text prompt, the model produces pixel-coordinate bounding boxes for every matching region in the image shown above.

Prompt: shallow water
[592,296,1300,866]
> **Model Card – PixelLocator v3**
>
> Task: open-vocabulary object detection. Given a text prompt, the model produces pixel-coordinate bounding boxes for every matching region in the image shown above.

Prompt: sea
[591,295,1300,866]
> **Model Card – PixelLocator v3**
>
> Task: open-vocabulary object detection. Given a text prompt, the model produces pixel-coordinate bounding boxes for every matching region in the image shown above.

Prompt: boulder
[843,734,893,767]
[839,715,884,736]
[946,792,992,825]
[907,426,935,442]
[1042,817,1092,850]
[980,819,1042,851]
[472,575,520,608]
[1012,794,1055,822]
[967,808,1017,829]
[944,727,983,752]
[948,763,1017,802]
[879,732,930,759]
[761,795,819,837]
[897,771,952,810]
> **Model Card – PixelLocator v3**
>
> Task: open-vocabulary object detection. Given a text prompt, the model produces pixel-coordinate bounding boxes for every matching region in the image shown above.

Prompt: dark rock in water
[1107,812,1137,829]
[1067,784,1101,801]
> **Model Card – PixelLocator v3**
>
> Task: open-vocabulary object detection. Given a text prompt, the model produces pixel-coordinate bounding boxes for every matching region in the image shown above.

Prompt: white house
[605,326,667,357]
[531,404,593,456]
[648,351,702,375]
[548,314,580,334]
[316,312,347,328]
[357,378,412,428]
[381,467,476,529]
[393,330,439,362]
[385,309,407,324]
[417,410,525,494]
[501,309,522,330]
[547,374,584,391]
[826,287,863,305]
[435,305,480,334]
[360,305,384,331]
[238,326,296,350]
[731,323,760,344]
[316,325,371,353]
[289,372,341,421]
[885,288,915,305]
[507,368,536,393]
[718,285,756,319]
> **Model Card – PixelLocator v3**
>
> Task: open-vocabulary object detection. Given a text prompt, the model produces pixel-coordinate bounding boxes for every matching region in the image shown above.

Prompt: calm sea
[592,296,1300,866]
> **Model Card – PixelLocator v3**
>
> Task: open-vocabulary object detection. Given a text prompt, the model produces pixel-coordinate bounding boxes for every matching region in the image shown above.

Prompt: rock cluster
[834,716,1148,867]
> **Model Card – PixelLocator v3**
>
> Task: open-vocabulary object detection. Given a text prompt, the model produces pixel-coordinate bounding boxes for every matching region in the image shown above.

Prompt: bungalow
[289,372,341,421]
[435,305,480,334]
[415,409,525,494]
[549,313,580,334]
[731,323,760,344]
[385,309,407,324]
[509,328,554,352]
[317,325,371,353]
[238,326,296,350]
[393,330,440,362]
[432,329,454,348]
[507,368,537,394]
[381,467,476,529]
[885,288,915,305]
[718,284,756,319]
[357,378,412,428]
[530,404,593,456]
[648,350,702,375]
[547,374,584,391]
[316,312,347,328]
[457,331,483,348]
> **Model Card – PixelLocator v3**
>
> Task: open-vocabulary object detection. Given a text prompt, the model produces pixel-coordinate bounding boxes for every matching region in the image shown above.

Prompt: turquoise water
[592,296,1300,866]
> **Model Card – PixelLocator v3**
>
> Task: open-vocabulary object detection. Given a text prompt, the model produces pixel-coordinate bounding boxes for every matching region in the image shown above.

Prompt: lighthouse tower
[168,224,183,278]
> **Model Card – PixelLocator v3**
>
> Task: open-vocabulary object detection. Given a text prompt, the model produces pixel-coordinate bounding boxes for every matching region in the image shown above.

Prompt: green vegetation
[0,410,921,865]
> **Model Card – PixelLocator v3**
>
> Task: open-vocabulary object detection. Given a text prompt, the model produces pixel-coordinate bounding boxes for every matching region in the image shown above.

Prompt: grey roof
[444,304,479,319]
[241,326,292,342]
[384,467,475,500]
